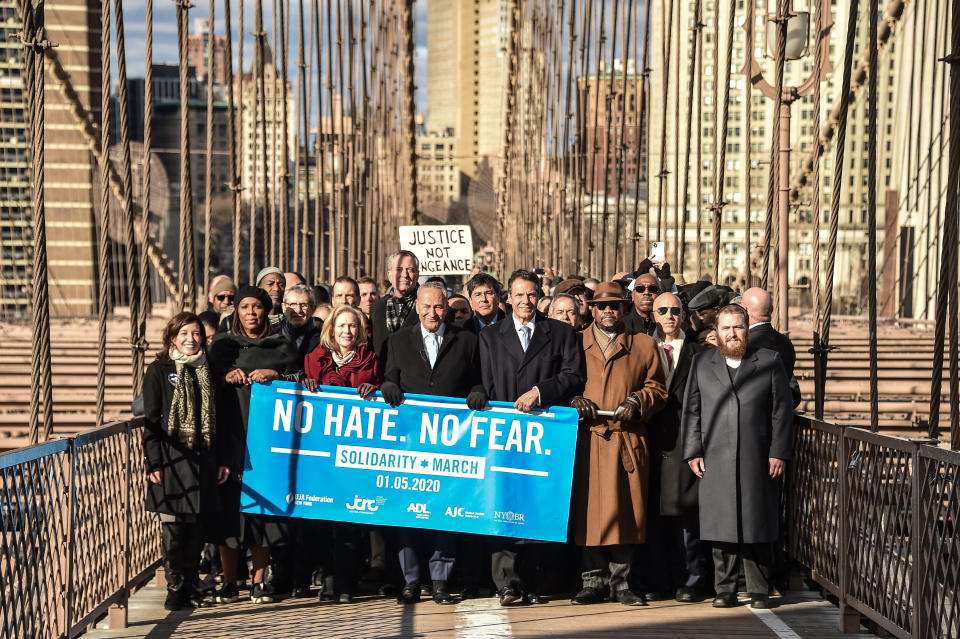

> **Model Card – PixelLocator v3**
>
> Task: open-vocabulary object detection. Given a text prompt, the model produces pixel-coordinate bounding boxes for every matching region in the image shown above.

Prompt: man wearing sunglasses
[569,281,667,606]
[208,275,237,315]
[624,273,660,335]
[635,293,708,603]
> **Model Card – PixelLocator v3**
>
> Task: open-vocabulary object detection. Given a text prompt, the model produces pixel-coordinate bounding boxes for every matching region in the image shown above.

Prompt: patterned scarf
[385,289,417,333]
[167,348,215,449]
[331,349,356,369]
[591,323,621,361]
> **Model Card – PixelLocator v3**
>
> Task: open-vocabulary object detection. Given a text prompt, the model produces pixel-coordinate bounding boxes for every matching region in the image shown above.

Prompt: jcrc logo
[445,506,466,518]
[494,510,525,523]
[346,495,385,513]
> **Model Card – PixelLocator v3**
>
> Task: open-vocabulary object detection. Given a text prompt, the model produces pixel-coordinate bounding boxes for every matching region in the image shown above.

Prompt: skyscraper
[188,18,230,86]
[425,0,510,186]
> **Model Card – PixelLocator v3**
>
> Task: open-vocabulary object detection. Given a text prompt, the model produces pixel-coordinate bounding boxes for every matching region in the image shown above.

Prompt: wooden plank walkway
[83,578,878,639]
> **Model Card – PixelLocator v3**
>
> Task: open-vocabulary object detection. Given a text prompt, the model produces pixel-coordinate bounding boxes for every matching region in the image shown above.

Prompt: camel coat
[572,327,668,546]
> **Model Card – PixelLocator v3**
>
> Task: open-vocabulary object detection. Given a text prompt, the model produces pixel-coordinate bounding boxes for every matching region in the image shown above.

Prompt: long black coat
[681,348,793,544]
[142,359,221,515]
[384,323,484,398]
[478,313,583,405]
[370,293,420,362]
[748,322,801,407]
[649,336,704,516]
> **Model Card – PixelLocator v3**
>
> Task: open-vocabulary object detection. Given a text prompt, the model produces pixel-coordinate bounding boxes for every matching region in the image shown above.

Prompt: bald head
[652,292,685,339]
[741,287,772,324]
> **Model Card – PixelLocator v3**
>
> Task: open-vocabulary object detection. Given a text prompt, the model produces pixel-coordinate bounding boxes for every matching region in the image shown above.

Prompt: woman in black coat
[208,286,301,605]
[143,311,229,611]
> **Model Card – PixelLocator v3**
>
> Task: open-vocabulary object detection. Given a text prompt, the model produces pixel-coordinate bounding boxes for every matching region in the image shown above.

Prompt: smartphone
[534,268,545,275]
[651,242,665,262]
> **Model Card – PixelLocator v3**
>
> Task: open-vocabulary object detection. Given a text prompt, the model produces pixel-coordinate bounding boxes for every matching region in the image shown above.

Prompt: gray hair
[548,293,581,316]
[387,250,420,274]
[417,281,447,301]
[283,283,317,306]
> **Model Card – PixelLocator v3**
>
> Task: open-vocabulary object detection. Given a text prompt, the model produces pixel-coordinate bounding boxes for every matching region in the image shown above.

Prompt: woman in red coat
[304,305,382,393]
[302,304,382,602]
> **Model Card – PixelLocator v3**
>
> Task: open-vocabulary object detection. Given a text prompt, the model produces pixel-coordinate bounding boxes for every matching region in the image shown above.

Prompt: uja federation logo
[346,495,386,513]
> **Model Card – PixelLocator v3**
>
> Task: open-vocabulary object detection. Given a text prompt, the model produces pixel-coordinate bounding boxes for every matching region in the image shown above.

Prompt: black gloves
[380,381,404,407]
[466,390,487,411]
[633,259,653,278]
[570,396,598,421]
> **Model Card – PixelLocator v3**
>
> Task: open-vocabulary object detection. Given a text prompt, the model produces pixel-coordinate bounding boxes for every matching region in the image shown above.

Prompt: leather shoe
[498,586,523,606]
[526,592,547,605]
[397,583,421,604]
[432,580,456,605]
[642,591,668,602]
[750,595,770,609]
[571,586,605,605]
[675,586,698,602]
[616,590,648,606]
[712,592,739,608]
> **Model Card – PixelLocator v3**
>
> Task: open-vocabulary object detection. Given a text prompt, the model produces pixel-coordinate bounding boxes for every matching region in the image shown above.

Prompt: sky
[115,0,429,111]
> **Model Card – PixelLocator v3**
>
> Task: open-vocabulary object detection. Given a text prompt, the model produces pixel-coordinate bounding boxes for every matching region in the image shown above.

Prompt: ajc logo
[445,506,466,518]
[346,495,382,512]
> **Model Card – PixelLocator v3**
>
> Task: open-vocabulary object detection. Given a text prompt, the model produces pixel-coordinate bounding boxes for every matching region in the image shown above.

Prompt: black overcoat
[748,322,802,407]
[649,336,703,516]
[680,347,793,544]
[142,359,221,515]
[370,293,420,362]
[384,323,484,398]
[478,313,583,406]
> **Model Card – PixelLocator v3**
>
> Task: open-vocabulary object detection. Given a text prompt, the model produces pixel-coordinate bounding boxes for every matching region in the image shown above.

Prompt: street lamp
[741,0,832,332]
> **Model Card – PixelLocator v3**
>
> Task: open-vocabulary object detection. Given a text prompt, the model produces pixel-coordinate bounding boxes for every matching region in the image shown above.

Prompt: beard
[718,335,748,359]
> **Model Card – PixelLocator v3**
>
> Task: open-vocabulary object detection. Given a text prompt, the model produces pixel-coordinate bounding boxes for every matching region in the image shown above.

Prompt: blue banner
[240,382,580,542]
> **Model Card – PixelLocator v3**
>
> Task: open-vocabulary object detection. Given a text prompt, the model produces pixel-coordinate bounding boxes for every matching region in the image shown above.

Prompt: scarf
[385,289,417,333]
[167,348,215,449]
[591,323,621,361]
[331,349,356,369]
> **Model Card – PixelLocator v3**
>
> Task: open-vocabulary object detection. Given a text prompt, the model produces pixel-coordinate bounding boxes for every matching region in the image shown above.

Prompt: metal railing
[789,414,960,638]
[0,418,161,639]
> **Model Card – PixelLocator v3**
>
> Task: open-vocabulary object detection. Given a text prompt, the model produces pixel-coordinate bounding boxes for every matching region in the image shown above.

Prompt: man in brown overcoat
[569,281,668,606]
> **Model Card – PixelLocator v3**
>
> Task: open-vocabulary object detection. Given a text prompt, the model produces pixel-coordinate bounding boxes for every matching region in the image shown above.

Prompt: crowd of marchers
[143,251,799,613]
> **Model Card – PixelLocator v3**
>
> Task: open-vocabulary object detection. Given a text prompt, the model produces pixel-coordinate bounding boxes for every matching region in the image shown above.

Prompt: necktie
[662,343,674,371]
[426,332,439,368]
[520,325,531,352]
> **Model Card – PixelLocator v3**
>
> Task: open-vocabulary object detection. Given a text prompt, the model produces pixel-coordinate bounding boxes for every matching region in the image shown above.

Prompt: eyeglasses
[656,306,682,317]
[634,285,660,294]
[284,302,312,310]
[215,294,234,302]
[594,301,624,310]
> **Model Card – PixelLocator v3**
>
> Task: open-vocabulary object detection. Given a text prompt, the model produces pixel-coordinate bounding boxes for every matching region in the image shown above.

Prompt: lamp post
[741,0,832,332]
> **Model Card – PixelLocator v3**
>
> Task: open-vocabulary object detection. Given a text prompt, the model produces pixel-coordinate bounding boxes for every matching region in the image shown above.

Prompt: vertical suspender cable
[22,0,52,442]
[630,0,649,268]
[176,0,197,309]
[866,0,879,431]
[401,0,417,226]
[96,0,112,428]
[113,0,142,395]
[762,0,787,293]
[138,0,154,388]
[743,67,752,285]
[613,0,634,272]
[656,0,674,249]
[255,0,269,268]
[811,1,824,330]
[224,0,241,283]
[278,0,291,268]
[931,0,960,444]
[712,0,737,284]
[679,0,702,277]
[822,0,860,353]
[638,0,651,265]
[203,0,215,293]
[695,22,703,279]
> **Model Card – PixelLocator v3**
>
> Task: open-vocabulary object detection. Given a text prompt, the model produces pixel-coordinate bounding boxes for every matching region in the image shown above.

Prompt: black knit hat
[236,285,272,309]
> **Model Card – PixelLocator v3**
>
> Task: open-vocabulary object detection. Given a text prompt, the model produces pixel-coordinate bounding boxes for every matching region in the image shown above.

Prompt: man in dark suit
[380,283,487,605]
[681,304,793,610]
[478,269,584,606]
[741,287,800,407]
[370,250,421,361]
[636,292,706,602]
[464,272,505,334]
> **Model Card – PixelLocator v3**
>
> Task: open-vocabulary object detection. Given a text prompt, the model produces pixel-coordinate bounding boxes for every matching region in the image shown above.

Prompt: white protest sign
[399,225,474,275]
